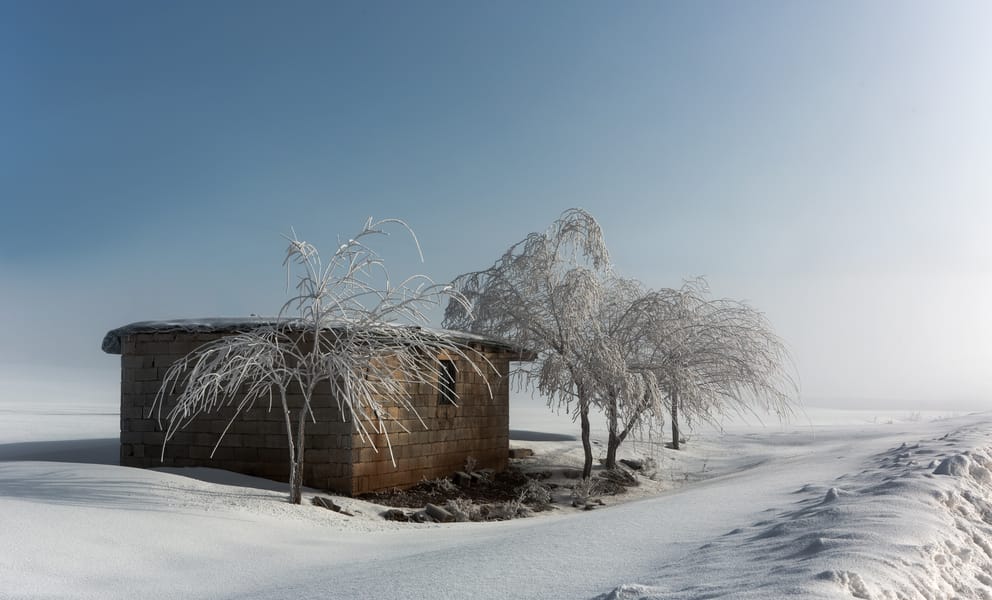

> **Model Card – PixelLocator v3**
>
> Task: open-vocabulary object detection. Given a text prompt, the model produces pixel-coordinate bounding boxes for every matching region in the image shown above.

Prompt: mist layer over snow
[0,364,117,444]
[1,378,990,599]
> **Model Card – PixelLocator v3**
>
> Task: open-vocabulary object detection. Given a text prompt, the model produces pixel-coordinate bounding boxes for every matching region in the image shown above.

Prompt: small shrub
[517,479,552,508]
[445,498,482,522]
[464,455,479,473]
[421,476,458,494]
[571,478,600,507]
[600,468,638,488]
[489,498,530,520]
[642,457,658,475]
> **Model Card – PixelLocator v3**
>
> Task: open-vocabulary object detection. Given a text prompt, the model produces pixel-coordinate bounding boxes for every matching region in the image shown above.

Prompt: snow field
[1,372,990,599]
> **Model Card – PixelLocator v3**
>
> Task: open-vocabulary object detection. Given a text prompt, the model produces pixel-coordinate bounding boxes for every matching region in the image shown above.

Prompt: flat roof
[101,317,534,359]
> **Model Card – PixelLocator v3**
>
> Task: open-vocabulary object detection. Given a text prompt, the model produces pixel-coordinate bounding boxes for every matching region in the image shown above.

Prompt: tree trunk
[670,387,680,450]
[605,394,619,470]
[606,426,629,470]
[580,402,593,479]
[290,408,307,505]
[606,430,620,470]
[281,390,299,504]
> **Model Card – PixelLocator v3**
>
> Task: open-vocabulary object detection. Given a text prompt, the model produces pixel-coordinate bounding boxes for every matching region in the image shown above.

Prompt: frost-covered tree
[584,276,665,469]
[445,209,797,472]
[444,209,660,478]
[644,279,797,450]
[444,209,606,477]
[152,218,488,504]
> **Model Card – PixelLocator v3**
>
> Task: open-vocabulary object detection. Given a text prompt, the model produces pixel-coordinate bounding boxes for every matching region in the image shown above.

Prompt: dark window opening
[438,359,458,405]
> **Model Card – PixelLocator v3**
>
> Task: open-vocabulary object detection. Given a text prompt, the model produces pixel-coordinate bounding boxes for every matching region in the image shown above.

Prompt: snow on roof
[101,317,530,356]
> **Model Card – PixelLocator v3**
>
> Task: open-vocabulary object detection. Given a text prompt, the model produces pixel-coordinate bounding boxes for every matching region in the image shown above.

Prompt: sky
[1,0,990,409]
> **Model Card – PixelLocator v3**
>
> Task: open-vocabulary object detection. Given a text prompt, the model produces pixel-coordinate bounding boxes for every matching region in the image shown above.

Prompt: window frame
[437,358,458,405]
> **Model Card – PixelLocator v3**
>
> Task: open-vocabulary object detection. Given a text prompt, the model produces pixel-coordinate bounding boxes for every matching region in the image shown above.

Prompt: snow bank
[599,419,992,599]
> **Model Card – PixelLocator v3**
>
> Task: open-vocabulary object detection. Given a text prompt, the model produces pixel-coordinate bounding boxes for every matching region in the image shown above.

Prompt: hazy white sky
[1,1,990,409]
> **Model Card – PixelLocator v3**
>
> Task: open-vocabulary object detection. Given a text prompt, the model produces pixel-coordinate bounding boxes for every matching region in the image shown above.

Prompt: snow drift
[600,421,992,599]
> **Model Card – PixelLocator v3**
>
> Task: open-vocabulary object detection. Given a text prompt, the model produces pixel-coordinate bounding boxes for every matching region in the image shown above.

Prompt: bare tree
[446,209,797,473]
[444,209,665,477]
[584,276,665,469]
[645,279,797,450]
[444,209,612,478]
[153,218,489,504]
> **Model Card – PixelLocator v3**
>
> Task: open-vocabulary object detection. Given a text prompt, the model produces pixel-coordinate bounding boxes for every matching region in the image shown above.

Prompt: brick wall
[118,331,513,495]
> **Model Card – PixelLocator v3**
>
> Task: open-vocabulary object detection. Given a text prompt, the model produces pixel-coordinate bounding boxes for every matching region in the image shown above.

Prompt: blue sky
[2,1,990,408]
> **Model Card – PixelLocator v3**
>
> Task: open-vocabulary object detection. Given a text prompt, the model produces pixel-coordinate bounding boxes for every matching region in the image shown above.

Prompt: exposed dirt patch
[357,463,639,522]
[359,468,536,509]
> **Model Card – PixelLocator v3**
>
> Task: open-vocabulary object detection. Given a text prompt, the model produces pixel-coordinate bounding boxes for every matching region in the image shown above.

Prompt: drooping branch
[151,218,494,503]
[643,279,798,445]
[446,209,797,471]
[445,209,664,475]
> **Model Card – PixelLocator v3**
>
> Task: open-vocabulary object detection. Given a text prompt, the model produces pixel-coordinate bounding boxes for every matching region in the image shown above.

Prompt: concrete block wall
[119,332,353,492]
[349,347,512,495]
[119,331,514,495]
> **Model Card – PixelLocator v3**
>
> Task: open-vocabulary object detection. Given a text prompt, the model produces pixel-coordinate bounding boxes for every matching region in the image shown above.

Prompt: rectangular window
[438,359,458,405]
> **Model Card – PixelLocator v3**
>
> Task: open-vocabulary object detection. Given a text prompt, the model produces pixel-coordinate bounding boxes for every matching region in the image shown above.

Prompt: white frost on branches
[444,208,649,477]
[445,208,797,474]
[641,278,798,449]
[153,218,491,504]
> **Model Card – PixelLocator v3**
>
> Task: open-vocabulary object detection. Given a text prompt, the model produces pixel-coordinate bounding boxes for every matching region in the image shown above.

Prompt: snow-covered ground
[1,367,990,599]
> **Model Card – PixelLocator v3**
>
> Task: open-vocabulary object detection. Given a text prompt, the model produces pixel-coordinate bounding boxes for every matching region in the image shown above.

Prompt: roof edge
[101,317,534,359]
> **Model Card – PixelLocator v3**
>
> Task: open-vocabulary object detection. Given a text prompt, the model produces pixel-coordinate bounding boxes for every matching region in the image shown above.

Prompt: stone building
[102,319,531,495]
